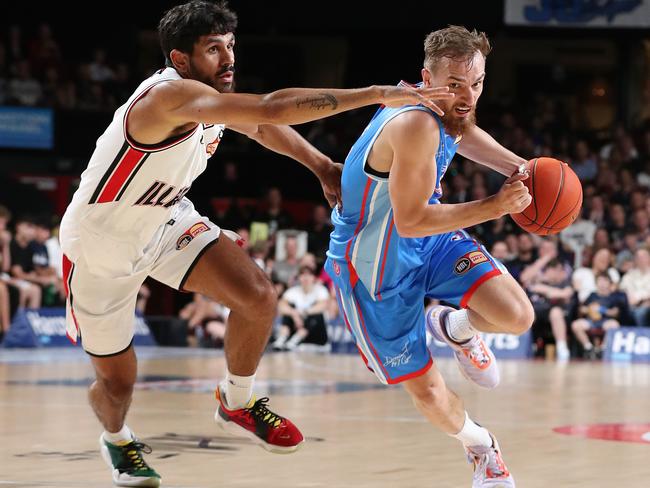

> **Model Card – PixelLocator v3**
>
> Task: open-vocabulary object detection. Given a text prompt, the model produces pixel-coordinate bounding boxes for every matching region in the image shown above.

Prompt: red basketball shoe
[215,387,304,454]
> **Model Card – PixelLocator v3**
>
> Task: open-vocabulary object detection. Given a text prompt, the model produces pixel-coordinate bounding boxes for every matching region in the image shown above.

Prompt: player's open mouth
[455,106,471,116]
[219,73,233,82]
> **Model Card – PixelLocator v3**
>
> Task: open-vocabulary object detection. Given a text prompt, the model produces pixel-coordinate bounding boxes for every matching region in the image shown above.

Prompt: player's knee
[97,375,134,402]
[502,297,535,335]
[410,383,449,413]
[244,279,277,317]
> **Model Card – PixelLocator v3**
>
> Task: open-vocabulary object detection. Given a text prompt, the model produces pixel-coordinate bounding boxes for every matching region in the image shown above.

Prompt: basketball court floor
[1,347,649,487]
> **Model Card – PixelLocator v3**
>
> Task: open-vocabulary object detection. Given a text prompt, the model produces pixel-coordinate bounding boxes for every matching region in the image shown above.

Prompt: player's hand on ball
[494,172,532,217]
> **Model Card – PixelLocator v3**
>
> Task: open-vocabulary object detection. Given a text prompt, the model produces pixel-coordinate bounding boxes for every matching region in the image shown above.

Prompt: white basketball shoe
[465,434,515,487]
[426,305,500,389]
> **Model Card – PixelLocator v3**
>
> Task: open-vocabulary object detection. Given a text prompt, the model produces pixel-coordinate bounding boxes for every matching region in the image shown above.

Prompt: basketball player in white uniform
[59,1,454,486]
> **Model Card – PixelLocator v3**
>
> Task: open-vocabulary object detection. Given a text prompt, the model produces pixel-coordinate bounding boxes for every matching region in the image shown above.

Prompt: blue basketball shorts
[327,230,507,385]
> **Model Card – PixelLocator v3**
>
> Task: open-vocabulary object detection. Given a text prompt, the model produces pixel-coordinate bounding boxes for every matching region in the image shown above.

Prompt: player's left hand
[318,161,343,209]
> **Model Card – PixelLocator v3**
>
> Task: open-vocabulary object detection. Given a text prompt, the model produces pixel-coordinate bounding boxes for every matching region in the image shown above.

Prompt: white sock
[445,309,477,343]
[221,371,255,409]
[557,340,569,352]
[451,412,492,448]
[103,425,133,445]
[583,343,593,351]
[273,334,288,347]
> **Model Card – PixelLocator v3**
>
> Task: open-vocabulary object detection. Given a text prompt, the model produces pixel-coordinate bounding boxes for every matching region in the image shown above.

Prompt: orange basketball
[511,157,583,235]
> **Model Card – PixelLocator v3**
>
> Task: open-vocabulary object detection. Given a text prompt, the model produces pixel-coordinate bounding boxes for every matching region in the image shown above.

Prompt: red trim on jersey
[344,178,373,289]
[97,147,148,203]
[375,215,394,301]
[460,269,502,309]
[123,80,198,152]
[352,294,391,380]
[62,255,80,345]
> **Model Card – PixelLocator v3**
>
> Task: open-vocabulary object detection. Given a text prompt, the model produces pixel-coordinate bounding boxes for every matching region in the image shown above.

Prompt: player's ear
[421,67,432,87]
[170,49,190,75]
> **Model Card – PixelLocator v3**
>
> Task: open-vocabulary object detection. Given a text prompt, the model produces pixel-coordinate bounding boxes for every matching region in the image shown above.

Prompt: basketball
[511,157,583,235]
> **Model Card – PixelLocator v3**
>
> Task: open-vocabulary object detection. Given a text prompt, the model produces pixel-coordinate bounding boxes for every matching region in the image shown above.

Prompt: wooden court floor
[1,347,649,488]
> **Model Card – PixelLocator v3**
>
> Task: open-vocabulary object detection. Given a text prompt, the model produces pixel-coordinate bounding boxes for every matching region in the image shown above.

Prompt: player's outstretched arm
[145,79,454,127]
[457,125,527,176]
[388,112,530,238]
[229,123,342,208]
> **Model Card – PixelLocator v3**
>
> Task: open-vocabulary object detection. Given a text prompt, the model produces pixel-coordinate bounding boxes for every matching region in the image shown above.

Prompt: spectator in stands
[8,60,42,106]
[560,207,597,267]
[619,247,650,326]
[571,273,628,359]
[572,247,621,303]
[526,258,574,360]
[571,139,598,183]
[0,208,41,310]
[255,187,293,236]
[9,216,58,300]
[519,238,562,288]
[307,204,333,263]
[204,303,230,348]
[89,49,114,83]
[272,234,300,286]
[27,23,61,78]
[507,233,538,283]
[273,266,329,351]
[31,218,64,305]
[631,208,650,242]
[606,203,628,251]
[179,293,229,347]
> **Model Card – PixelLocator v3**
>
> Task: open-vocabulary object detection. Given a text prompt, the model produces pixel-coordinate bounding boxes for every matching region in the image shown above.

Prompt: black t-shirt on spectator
[30,241,49,268]
[10,239,35,273]
[308,223,333,262]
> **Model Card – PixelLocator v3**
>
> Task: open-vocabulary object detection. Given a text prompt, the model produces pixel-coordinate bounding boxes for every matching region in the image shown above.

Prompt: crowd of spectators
[0,24,135,111]
[2,23,650,359]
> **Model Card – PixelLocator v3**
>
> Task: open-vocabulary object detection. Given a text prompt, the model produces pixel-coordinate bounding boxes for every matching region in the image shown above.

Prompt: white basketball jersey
[60,67,225,274]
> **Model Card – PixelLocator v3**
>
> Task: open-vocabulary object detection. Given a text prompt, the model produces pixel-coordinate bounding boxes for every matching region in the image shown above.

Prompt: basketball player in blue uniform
[326,26,535,487]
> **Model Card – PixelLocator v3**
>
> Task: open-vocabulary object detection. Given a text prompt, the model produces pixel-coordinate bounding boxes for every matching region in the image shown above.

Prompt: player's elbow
[394,216,418,238]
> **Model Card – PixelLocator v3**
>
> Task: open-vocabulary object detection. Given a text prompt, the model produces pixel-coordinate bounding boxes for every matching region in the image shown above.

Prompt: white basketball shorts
[62,200,221,356]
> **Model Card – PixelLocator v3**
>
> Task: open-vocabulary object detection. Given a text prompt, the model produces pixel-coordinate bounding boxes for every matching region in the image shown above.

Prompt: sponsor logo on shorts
[176,222,210,250]
[383,341,412,367]
[454,250,489,275]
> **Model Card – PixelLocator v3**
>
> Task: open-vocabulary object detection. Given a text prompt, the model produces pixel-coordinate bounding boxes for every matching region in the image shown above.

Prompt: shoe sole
[214,410,303,454]
[99,436,161,487]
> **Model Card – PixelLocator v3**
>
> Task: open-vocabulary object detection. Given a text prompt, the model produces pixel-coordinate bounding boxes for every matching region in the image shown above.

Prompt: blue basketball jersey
[327,94,461,301]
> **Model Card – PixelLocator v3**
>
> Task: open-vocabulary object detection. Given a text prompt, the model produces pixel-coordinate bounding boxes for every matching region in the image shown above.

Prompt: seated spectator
[507,233,538,283]
[571,273,628,359]
[30,217,64,305]
[526,259,574,360]
[179,293,229,347]
[273,266,329,351]
[619,247,650,326]
[560,207,597,267]
[0,208,41,310]
[254,187,293,237]
[307,204,333,264]
[570,139,598,183]
[572,247,620,303]
[7,59,42,106]
[272,233,302,286]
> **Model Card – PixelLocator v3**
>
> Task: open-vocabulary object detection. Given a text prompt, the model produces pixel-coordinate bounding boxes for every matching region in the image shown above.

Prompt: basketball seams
[539,161,564,228]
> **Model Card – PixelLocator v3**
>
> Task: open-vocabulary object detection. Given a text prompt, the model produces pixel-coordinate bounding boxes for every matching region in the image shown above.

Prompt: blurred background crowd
[2,1,650,360]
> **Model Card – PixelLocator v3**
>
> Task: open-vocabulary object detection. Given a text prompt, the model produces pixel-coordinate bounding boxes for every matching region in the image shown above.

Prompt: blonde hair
[424,25,491,71]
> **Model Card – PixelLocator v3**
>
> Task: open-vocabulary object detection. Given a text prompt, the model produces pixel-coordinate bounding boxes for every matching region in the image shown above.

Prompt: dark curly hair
[158,0,238,67]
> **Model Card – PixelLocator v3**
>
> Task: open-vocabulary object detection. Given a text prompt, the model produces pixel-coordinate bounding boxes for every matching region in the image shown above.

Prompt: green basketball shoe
[100,434,161,487]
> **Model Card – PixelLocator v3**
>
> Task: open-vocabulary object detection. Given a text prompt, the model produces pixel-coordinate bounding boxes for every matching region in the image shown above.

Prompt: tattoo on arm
[296,93,339,111]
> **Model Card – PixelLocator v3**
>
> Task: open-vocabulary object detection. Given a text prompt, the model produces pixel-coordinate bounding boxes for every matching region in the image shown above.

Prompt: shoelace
[120,442,153,473]
[246,397,284,428]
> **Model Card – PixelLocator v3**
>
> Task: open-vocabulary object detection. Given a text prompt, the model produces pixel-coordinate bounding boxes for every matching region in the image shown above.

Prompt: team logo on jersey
[176,222,210,250]
[453,251,489,275]
[205,127,225,156]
